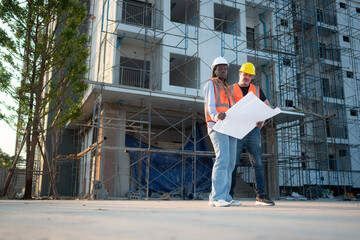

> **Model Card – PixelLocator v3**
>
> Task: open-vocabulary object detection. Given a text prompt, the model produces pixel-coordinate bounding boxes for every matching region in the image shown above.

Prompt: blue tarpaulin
[125,124,213,195]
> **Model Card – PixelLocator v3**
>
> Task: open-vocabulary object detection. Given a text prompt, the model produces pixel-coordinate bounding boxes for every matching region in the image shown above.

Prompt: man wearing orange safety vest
[229,62,275,206]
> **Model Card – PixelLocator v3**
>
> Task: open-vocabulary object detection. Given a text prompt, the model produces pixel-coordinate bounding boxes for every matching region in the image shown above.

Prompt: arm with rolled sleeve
[204,80,219,129]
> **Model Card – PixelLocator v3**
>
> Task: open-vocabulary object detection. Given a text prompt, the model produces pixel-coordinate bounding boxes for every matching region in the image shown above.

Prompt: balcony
[317,9,337,26]
[320,45,340,62]
[321,78,344,99]
[322,85,344,99]
[304,43,340,62]
[119,66,150,89]
[122,0,153,28]
[326,123,347,139]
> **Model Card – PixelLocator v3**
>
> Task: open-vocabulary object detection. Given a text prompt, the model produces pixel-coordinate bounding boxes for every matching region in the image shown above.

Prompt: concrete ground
[0,199,359,240]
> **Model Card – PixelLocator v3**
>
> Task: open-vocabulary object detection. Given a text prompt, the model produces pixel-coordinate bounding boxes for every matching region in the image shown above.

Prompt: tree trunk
[23,7,40,199]
[23,78,36,199]
[23,16,48,199]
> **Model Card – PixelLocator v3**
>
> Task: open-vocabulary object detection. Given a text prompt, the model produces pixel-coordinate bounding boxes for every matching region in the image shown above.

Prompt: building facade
[36,0,360,199]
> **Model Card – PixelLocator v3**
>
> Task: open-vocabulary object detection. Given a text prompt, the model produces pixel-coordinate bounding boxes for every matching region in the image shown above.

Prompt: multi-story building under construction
[33,0,360,200]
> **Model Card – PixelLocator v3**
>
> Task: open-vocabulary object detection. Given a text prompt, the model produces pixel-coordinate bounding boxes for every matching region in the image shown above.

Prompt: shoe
[255,195,275,206]
[208,200,230,207]
[229,200,242,206]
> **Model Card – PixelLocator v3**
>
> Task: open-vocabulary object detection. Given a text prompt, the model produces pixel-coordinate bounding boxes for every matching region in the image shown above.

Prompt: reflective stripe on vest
[205,79,234,123]
[230,83,259,102]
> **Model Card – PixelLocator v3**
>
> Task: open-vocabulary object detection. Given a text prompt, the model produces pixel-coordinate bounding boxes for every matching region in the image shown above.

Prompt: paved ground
[0,199,359,240]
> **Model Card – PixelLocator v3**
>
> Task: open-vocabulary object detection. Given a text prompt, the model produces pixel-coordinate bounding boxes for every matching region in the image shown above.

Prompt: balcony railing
[119,66,150,89]
[322,85,344,99]
[304,43,340,62]
[298,9,337,26]
[327,124,347,139]
[321,45,340,62]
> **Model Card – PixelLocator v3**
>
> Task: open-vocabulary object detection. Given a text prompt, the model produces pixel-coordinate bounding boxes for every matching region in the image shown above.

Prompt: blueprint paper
[213,92,281,139]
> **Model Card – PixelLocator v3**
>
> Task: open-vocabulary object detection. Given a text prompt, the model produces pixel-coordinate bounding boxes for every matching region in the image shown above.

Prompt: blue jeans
[209,130,237,202]
[230,127,265,197]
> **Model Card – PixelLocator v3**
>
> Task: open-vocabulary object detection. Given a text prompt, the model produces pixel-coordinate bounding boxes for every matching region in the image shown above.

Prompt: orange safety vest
[205,79,234,124]
[230,83,260,102]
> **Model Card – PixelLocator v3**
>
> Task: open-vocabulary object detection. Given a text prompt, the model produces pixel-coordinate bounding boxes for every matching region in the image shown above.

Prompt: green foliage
[0,148,14,169]
[0,0,90,130]
[0,62,11,92]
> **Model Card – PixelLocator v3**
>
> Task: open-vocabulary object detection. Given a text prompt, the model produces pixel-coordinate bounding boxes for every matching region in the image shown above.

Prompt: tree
[0,0,89,199]
[0,149,14,169]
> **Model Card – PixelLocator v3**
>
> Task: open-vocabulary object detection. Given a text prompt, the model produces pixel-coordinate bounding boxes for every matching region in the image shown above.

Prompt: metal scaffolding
[18,0,359,200]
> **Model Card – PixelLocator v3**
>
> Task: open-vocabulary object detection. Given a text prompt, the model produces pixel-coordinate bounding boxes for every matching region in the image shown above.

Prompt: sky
[0,21,17,156]
[0,110,16,157]
[0,95,17,156]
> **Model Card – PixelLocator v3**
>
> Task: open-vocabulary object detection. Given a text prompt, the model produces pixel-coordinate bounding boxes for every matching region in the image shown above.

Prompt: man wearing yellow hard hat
[229,62,275,206]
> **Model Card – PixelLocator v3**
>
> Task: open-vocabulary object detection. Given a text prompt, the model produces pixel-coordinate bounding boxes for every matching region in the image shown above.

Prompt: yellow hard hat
[239,62,256,75]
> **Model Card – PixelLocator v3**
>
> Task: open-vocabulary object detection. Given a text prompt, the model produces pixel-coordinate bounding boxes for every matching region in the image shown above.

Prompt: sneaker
[255,195,275,206]
[208,200,230,207]
[229,200,242,206]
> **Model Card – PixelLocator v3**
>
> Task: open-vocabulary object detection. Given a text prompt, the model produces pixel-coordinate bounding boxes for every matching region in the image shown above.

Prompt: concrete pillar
[114,110,130,197]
